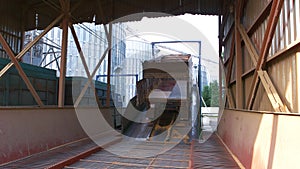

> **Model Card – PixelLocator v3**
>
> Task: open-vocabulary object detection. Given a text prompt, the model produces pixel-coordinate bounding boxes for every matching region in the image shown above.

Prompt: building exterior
[23,23,127,106]
[121,40,153,106]
[37,23,126,79]
[23,30,44,65]
[201,65,209,89]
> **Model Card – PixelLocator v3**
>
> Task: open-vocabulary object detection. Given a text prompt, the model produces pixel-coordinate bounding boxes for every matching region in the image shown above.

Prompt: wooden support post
[58,0,70,107]
[106,23,112,107]
[247,0,285,110]
[235,0,244,109]
[0,33,44,106]
[226,31,235,86]
[0,14,63,78]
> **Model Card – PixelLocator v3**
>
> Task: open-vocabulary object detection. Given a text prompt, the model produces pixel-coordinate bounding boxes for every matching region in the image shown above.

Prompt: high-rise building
[23,30,44,65]
[121,40,153,106]
[23,23,127,106]
[201,65,210,90]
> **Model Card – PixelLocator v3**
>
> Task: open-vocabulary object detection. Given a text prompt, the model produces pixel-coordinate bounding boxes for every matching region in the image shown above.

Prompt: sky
[178,14,219,54]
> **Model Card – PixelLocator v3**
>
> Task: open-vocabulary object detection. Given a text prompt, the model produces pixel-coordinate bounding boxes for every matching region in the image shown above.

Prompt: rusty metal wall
[0,108,88,165]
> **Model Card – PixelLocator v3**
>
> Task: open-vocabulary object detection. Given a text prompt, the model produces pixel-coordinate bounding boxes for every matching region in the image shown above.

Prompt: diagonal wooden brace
[0,14,63,78]
[69,25,101,107]
[237,24,258,64]
[0,34,44,106]
[246,0,285,111]
[258,71,289,112]
[74,48,109,107]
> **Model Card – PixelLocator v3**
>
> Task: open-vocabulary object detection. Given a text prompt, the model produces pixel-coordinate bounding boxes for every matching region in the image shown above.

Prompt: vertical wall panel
[297,52,300,113]
[223,0,300,112]
[295,0,300,39]
[268,54,298,112]
[242,0,270,30]
[269,0,299,57]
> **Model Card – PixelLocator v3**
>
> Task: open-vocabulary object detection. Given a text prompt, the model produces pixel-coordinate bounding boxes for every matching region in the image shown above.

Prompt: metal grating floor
[64,133,240,169]
[65,143,191,169]
[0,133,240,169]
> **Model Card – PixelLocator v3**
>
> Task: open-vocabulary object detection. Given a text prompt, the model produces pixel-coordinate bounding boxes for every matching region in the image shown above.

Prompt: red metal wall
[218,109,300,169]
[0,107,87,165]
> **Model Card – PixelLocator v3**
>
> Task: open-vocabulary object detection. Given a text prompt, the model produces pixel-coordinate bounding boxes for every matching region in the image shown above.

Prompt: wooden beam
[235,0,244,109]
[0,33,44,106]
[237,24,258,64]
[74,48,109,107]
[226,31,235,86]
[69,25,101,107]
[0,14,63,78]
[260,0,284,69]
[241,40,300,80]
[247,0,285,110]
[258,71,289,112]
[268,40,300,63]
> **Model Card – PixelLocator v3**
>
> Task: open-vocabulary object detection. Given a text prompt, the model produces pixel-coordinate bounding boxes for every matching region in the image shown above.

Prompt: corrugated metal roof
[1,0,222,31]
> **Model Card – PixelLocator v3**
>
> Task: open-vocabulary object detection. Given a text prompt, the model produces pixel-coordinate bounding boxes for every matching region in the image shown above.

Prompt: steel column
[106,23,112,107]
[58,0,70,107]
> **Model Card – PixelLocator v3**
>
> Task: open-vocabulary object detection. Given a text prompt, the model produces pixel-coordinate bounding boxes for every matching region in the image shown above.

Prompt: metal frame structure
[0,0,222,108]
[0,0,115,107]
[219,0,299,112]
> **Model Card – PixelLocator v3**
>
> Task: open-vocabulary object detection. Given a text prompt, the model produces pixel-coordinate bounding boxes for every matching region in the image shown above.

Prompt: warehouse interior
[0,0,300,168]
